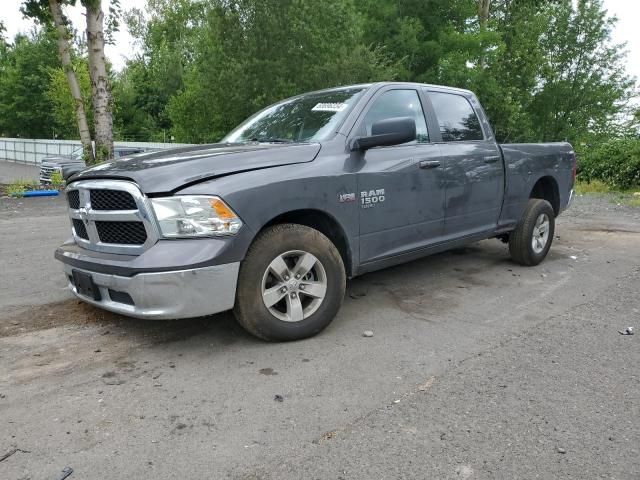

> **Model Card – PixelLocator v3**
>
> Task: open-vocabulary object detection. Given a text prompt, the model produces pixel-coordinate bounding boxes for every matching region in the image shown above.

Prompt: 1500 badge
[360,189,385,208]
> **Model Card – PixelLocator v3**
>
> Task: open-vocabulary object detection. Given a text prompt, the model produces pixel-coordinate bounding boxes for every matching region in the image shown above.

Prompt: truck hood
[69,142,321,193]
[41,156,84,167]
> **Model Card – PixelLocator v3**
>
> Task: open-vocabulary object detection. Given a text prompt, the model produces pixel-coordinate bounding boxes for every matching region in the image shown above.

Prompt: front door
[426,90,503,238]
[353,88,446,265]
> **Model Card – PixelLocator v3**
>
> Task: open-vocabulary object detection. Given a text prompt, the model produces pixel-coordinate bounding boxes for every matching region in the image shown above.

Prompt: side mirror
[351,116,416,151]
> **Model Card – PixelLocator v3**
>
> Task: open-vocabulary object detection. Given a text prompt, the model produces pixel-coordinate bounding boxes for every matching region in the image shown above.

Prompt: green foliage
[115,0,203,140]
[574,179,612,194]
[0,28,60,138]
[2,0,638,155]
[3,179,39,197]
[162,0,398,142]
[94,144,110,163]
[46,59,93,139]
[49,170,64,186]
[527,0,634,143]
[577,139,640,189]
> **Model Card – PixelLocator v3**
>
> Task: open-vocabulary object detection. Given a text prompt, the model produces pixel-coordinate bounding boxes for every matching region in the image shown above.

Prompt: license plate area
[72,270,102,301]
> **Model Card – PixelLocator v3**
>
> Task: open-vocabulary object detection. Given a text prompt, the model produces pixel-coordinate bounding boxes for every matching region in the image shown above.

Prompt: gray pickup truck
[55,82,575,341]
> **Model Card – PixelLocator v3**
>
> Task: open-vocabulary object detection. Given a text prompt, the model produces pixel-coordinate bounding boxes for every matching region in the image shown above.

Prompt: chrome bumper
[562,188,574,213]
[63,263,240,319]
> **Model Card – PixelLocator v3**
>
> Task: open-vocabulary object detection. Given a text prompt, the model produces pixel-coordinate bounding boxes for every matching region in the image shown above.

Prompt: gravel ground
[0,195,69,314]
[0,194,639,479]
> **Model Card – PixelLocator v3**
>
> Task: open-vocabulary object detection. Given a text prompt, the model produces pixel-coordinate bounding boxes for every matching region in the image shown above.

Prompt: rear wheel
[509,199,555,266]
[233,223,346,341]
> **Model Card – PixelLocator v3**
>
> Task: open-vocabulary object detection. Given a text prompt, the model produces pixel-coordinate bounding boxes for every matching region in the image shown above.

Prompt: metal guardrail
[0,138,194,165]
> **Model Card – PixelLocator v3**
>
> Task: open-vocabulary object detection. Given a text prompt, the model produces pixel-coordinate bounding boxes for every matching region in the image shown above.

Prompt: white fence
[0,138,195,165]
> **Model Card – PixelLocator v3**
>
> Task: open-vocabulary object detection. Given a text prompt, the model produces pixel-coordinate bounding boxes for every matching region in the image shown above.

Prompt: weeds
[50,170,64,187]
[3,179,39,197]
[574,180,640,209]
[574,179,614,194]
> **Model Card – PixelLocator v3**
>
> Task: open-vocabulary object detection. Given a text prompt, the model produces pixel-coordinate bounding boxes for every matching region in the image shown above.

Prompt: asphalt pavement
[0,160,39,184]
[0,194,639,479]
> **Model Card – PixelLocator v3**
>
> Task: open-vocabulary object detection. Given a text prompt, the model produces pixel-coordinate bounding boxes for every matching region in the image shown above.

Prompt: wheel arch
[258,209,355,277]
[529,176,560,216]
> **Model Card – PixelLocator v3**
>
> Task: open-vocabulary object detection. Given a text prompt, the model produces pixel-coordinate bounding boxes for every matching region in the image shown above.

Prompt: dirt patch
[0,301,242,386]
[0,298,229,345]
[1,299,122,337]
[385,285,458,321]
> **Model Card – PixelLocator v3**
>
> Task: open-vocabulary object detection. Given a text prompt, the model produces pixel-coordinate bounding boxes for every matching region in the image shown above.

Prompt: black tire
[509,199,555,266]
[233,223,346,341]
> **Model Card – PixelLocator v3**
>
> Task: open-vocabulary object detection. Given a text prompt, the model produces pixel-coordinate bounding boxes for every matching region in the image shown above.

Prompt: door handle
[418,160,441,169]
[483,156,500,164]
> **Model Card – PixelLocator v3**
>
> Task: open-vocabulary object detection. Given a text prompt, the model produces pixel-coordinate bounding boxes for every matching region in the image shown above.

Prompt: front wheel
[509,199,555,266]
[233,223,346,341]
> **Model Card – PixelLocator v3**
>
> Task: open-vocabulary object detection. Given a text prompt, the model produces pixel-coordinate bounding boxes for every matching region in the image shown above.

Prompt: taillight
[570,151,577,184]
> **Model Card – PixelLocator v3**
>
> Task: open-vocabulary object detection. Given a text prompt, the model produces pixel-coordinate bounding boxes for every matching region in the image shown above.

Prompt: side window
[362,89,429,143]
[428,92,483,142]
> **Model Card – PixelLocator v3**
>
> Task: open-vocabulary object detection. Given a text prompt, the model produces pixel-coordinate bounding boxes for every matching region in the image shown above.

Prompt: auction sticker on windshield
[311,103,348,112]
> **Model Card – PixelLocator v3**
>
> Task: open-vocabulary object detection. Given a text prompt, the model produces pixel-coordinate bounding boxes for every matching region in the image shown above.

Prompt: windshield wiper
[248,137,294,143]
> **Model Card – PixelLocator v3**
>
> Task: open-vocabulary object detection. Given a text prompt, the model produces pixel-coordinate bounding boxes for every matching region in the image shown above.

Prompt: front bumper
[63,262,239,319]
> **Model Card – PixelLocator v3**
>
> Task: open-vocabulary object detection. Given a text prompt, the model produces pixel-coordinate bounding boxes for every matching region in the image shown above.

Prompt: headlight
[151,195,242,238]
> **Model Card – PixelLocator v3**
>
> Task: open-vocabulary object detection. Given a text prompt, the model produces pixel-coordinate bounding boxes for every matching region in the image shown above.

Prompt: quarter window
[362,90,429,143]
[428,92,483,142]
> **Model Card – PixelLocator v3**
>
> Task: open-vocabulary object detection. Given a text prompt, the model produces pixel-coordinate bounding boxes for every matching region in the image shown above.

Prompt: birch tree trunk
[478,0,491,31]
[85,0,113,163]
[48,0,94,163]
[477,0,491,69]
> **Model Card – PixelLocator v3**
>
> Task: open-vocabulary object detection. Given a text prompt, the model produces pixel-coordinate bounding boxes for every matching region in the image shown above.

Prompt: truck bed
[498,142,575,229]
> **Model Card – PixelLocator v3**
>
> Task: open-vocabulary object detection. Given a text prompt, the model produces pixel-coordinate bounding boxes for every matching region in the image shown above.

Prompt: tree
[84,0,114,161]
[166,0,397,142]
[22,0,94,161]
[111,64,159,140]
[120,0,210,140]
[529,0,634,143]
[22,0,118,163]
[477,0,491,31]
[47,58,93,138]
[0,29,59,138]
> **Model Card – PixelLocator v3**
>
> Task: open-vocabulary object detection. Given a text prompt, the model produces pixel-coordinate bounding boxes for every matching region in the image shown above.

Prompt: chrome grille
[72,218,88,239]
[90,190,137,210]
[67,190,80,209]
[96,221,147,244]
[40,165,58,182]
[66,180,159,255]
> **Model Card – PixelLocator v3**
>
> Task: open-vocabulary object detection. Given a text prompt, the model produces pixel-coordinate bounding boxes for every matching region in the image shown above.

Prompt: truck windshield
[223,87,366,143]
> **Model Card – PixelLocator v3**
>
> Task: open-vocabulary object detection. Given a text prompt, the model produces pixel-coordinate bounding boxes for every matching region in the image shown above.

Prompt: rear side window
[428,92,483,142]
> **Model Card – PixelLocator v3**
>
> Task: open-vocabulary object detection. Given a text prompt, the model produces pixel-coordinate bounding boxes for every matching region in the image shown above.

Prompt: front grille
[96,221,147,245]
[67,180,156,254]
[90,190,137,210]
[40,166,56,181]
[67,190,80,209]
[72,219,89,239]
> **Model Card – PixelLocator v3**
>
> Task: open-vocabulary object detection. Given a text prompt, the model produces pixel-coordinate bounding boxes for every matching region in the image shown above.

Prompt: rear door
[353,87,446,264]
[425,89,503,238]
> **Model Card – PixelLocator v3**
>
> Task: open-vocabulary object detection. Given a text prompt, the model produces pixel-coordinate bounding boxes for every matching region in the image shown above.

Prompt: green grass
[574,179,640,208]
[615,194,640,208]
[626,197,640,208]
[3,179,39,197]
[574,179,614,194]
